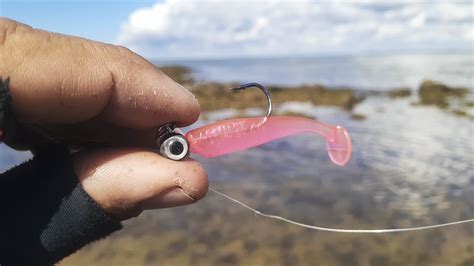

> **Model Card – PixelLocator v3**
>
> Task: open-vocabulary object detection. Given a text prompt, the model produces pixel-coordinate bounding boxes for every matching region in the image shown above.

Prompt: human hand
[0,18,208,220]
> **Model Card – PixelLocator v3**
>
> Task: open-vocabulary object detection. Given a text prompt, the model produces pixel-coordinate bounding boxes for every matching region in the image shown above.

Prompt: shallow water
[194,96,473,221]
[60,95,473,265]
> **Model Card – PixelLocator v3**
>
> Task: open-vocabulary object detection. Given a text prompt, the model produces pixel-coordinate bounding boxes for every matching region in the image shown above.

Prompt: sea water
[157,52,474,91]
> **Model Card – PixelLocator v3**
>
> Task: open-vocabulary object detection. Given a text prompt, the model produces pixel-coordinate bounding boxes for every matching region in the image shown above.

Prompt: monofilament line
[210,187,474,233]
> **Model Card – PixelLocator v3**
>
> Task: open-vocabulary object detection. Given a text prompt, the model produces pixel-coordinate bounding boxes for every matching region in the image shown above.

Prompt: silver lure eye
[159,133,189,161]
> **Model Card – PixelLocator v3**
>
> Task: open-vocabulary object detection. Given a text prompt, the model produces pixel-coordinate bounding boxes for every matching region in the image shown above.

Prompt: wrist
[0,77,12,142]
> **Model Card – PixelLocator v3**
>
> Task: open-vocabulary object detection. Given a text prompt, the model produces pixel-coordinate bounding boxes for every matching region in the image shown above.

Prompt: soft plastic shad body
[185,116,351,166]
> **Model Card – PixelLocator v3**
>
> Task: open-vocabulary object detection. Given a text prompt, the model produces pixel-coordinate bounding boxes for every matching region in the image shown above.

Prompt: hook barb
[230,82,273,117]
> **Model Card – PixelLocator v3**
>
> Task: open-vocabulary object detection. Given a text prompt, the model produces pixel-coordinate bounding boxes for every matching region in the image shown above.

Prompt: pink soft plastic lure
[185,116,352,166]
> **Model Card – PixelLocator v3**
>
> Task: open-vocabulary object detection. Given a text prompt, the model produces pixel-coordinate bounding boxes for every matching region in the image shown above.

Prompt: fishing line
[209,187,474,233]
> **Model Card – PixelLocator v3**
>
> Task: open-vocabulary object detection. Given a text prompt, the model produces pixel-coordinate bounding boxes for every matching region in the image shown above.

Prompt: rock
[419,80,468,107]
[350,113,367,121]
[277,111,315,119]
[388,88,411,98]
[158,66,194,85]
[191,82,364,112]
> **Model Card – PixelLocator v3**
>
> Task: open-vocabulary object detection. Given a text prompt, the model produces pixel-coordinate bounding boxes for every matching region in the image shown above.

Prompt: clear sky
[1,0,159,44]
[1,0,473,59]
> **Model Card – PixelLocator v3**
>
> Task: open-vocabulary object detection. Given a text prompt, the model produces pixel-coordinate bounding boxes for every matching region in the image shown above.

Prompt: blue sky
[1,0,159,43]
[1,0,473,59]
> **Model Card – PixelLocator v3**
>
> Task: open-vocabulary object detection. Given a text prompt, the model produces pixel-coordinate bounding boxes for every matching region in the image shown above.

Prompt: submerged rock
[388,88,411,98]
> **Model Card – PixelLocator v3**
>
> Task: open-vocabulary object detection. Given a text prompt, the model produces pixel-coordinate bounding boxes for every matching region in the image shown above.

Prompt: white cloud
[117,0,474,59]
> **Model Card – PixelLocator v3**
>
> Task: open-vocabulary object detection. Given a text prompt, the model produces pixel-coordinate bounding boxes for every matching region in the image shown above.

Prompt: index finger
[0,18,200,129]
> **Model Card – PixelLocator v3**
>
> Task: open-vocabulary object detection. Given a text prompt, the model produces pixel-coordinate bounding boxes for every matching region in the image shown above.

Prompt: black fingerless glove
[0,77,12,142]
[0,77,123,265]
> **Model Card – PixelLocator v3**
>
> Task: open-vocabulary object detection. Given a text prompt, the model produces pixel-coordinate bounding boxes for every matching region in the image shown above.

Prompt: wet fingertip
[175,96,201,127]
[174,159,209,200]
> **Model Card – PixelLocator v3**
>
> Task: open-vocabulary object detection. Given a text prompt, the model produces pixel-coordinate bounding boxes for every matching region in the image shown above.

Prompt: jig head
[157,123,189,160]
[157,83,352,165]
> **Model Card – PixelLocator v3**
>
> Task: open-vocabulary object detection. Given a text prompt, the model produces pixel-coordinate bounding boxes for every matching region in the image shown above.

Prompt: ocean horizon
[154,52,474,91]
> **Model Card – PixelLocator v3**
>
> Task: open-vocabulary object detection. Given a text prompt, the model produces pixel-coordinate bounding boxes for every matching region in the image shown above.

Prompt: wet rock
[451,109,474,120]
[389,88,411,98]
[159,66,194,85]
[418,80,468,107]
[191,82,363,111]
[464,101,474,107]
[277,111,314,119]
[350,113,367,121]
[369,255,390,266]
[215,253,239,265]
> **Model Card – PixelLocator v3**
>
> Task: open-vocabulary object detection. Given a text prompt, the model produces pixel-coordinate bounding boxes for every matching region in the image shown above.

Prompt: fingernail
[141,187,196,209]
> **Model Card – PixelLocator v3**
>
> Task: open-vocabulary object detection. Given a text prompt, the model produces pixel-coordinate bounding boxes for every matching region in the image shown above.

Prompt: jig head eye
[160,133,189,160]
[157,124,189,161]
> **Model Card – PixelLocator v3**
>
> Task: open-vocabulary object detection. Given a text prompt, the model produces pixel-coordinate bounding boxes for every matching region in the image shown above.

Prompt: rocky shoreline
[160,66,473,120]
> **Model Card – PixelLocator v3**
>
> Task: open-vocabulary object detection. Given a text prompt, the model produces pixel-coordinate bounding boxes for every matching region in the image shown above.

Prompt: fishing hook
[230,82,273,117]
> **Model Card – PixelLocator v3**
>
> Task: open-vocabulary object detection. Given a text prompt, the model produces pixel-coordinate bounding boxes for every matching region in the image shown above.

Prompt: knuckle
[114,44,134,56]
[111,44,149,70]
[0,18,32,47]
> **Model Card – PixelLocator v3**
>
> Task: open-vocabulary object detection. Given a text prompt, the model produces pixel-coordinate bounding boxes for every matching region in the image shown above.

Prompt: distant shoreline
[152,50,474,63]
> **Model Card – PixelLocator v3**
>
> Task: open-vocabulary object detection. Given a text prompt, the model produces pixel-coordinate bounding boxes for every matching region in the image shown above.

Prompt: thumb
[73,148,208,220]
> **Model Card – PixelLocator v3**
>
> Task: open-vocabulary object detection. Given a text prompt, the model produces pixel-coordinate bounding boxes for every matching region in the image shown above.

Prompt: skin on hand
[0,18,209,220]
